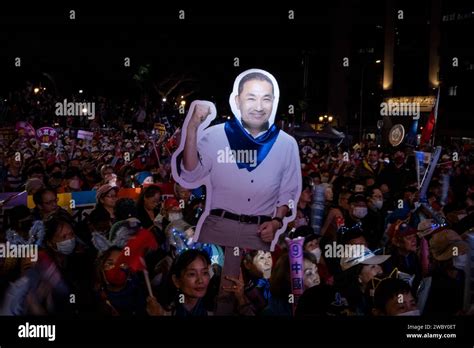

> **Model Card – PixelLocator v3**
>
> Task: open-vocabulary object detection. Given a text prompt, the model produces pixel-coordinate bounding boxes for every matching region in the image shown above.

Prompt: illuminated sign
[384,96,436,112]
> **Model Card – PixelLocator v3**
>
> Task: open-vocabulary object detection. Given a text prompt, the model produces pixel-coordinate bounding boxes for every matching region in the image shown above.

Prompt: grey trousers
[199,214,271,315]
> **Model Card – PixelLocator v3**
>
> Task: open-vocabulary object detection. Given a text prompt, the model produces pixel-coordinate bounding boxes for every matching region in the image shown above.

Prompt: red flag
[116,228,158,272]
[420,88,440,145]
[420,110,435,145]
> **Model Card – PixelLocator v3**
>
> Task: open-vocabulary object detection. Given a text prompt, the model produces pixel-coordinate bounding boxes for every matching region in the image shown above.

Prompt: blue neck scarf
[255,278,272,301]
[224,117,280,172]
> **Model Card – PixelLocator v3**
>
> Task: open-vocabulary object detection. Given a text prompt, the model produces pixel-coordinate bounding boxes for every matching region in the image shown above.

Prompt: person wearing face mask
[424,229,469,315]
[31,214,96,314]
[372,278,419,316]
[58,169,83,193]
[345,194,369,229]
[95,246,148,316]
[47,166,64,190]
[292,225,332,285]
[160,197,184,229]
[363,187,386,249]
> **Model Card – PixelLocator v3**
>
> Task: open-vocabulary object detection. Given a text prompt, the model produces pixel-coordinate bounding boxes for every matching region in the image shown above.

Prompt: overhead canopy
[293,123,345,143]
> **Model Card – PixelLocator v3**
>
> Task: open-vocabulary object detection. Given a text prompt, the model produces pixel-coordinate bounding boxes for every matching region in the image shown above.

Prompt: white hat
[340,248,391,271]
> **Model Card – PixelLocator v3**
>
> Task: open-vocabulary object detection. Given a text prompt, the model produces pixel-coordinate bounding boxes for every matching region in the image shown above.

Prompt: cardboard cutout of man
[172,69,301,314]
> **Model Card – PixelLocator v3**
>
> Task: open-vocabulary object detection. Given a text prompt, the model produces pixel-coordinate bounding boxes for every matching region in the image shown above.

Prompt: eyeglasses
[104,194,117,199]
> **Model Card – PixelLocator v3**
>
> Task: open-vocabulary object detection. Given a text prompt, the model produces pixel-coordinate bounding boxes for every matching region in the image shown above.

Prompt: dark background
[0,1,473,136]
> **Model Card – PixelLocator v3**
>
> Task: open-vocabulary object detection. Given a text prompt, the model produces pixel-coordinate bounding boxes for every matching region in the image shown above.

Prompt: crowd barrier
[0,183,176,228]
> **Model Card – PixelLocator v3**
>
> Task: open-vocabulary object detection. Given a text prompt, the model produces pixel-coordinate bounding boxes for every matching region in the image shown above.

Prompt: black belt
[210,209,272,225]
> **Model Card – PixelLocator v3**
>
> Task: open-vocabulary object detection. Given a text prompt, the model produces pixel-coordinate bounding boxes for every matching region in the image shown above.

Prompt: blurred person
[148,249,253,316]
[100,164,115,180]
[320,190,352,240]
[355,147,384,184]
[241,250,273,312]
[19,214,95,315]
[424,229,469,315]
[372,278,419,316]
[262,252,321,316]
[1,205,43,284]
[174,182,192,206]
[380,149,414,199]
[386,223,422,287]
[293,176,313,228]
[363,187,386,249]
[93,184,119,222]
[3,153,23,192]
[136,185,162,229]
[25,178,45,195]
[94,246,148,316]
[114,198,138,221]
[58,169,83,193]
[32,188,63,221]
[291,225,332,285]
[334,249,390,315]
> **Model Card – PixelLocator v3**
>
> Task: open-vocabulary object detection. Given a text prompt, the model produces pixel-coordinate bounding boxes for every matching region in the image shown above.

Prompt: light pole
[359,59,381,143]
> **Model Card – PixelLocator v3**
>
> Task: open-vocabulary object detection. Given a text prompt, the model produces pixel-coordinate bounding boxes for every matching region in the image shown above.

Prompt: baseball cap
[388,222,418,240]
[164,197,180,210]
[349,194,366,205]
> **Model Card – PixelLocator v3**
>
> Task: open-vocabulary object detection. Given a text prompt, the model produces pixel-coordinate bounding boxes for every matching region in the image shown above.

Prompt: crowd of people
[0,81,474,317]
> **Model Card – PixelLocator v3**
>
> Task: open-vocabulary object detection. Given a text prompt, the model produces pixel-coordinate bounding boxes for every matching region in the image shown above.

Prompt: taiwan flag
[420,88,440,145]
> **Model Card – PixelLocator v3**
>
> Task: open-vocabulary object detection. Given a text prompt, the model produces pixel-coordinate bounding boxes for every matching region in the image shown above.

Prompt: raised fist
[187,104,211,131]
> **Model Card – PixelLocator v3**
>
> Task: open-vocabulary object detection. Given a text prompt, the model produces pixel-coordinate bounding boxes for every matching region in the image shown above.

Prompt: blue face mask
[56,238,76,255]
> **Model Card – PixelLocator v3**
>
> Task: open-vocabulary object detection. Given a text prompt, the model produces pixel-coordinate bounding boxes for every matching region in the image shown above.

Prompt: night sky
[2,1,469,126]
[0,4,333,110]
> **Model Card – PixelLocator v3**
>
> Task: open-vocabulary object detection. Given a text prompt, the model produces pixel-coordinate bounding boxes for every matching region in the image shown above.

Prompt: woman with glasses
[93,184,119,223]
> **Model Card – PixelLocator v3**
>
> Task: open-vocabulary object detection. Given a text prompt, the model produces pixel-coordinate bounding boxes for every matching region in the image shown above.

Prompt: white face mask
[310,247,322,263]
[396,309,420,316]
[453,254,467,270]
[168,212,183,222]
[56,238,76,255]
[353,207,368,219]
[373,200,383,210]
